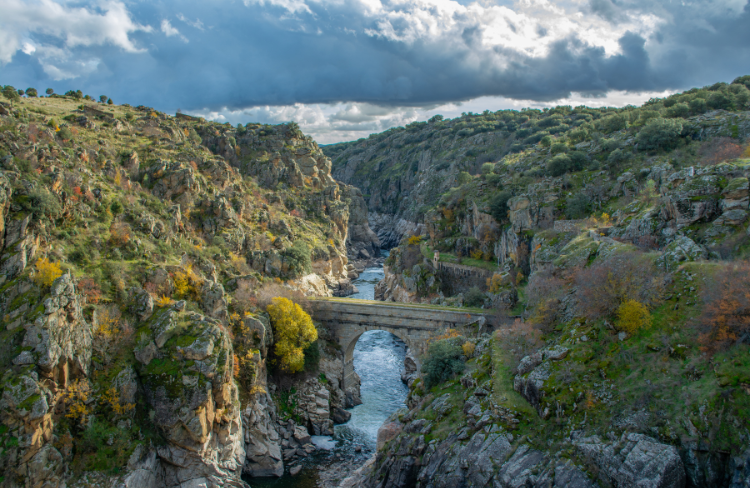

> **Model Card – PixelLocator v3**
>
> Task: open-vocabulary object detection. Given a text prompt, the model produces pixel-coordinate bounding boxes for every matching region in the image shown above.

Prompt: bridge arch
[308,298,491,394]
[339,326,420,397]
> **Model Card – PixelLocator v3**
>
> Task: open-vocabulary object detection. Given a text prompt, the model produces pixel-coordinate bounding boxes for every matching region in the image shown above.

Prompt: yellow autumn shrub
[65,379,91,426]
[266,297,317,373]
[34,257,63,287]
[616,300,652,335]
[102,387,134,415]
[461,341,476,357]
[486,273,505,293]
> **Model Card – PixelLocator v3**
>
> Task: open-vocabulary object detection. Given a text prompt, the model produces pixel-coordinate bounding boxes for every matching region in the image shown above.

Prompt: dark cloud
[589,0,627,23]
[1,0,748,116]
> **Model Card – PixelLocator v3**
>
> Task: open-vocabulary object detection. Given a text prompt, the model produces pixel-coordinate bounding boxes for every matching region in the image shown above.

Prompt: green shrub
[689,98,707,114]
[58,126,73,141]
[598,114,627,133]
[540,135,553,147]
[568,128,588,143]
[548,154,572,177]
[282,240,312,278]
[303,340,320,372]
[481,162,495,175]
[110,200,124,216]
[708,92,732,110]
[568,151,588,170]
[20,188,61,222]
[550,142,569,155]
[566,193,589,219]
[637,110,661,125]
[636,118,683,151]
[456,171,472,186]
[423,339,465,388]
[607,148,630,165]
[601,138,621,153]
[489,190,512,222]
[464,286,485,308]
[666,103,690,118]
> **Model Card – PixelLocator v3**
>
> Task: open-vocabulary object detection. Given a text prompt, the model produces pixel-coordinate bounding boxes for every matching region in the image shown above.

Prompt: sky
[1,0,748,144]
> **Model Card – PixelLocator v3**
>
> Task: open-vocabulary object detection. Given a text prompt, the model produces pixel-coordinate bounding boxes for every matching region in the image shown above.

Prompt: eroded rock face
[575,433,686,488]
[0,273,93,488]
[342,185,380,259]
[242,394,283,477]
[135,308,246,488]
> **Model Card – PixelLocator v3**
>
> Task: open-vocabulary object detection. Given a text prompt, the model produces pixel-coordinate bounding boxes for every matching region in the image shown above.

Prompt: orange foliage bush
[109,222,131,247]
[78,277,102,304]
[699,137,744,166]
[698,261,750,353]
[495,319,543,364]
[573,252,664,320]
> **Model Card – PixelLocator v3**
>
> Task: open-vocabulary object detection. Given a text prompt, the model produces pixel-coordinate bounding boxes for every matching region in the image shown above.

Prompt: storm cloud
[1,0,748,142]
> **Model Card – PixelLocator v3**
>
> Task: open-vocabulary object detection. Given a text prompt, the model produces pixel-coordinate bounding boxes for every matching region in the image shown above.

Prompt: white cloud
[177,13,204,30]
[34,45,102,80]
[0,0,151,64]
[21,42,36,55]
[161,19,189,42]
[243,0,313,15]
[190,89,675,144]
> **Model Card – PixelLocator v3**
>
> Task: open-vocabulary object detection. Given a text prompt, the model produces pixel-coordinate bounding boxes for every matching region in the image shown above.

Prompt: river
[248,252,408,487]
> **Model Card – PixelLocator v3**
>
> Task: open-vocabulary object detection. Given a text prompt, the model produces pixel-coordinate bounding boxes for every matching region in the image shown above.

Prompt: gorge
[1,76,750,488]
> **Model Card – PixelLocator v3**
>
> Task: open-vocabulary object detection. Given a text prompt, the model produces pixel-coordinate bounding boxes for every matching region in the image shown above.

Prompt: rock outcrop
[135,308,246,487]
[0,273,92,488]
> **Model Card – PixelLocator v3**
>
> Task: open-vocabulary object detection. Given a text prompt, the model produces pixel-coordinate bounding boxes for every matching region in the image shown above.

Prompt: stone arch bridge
[308,298,497,392]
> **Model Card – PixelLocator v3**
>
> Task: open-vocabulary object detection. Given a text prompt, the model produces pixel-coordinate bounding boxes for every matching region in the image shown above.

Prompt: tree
[548,154,572,176]
[107,98,113,105]
[456,171,472,186]
[110,200,124,216]
[489,190,512,222]
[17,89,24,96]
[267,297,318,373]
[282,240,312,278]
[99,95,108,103]
[2,85,20,106]
[689,98,707,114]
[422,338,465,388]
[636,118,683,151]
[666,103,689,118]
[698,260,750,353]
[550,142,569,155]
[46,88,54,95]
[34,257,63,287]
[598,113,627,133]
[464,286,485,307]
[25,88,37,97]
[566,193,589,219]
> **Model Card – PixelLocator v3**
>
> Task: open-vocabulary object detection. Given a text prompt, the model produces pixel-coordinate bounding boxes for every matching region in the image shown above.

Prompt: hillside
[326,77,750,487]
[0,91,378,487]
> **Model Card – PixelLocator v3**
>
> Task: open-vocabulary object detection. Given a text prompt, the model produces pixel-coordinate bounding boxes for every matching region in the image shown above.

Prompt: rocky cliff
[331,77,750,488]
[0,93,372,486]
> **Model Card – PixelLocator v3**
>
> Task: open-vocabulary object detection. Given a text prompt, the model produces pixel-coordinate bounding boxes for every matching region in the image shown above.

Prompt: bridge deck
[309,296,485,314]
